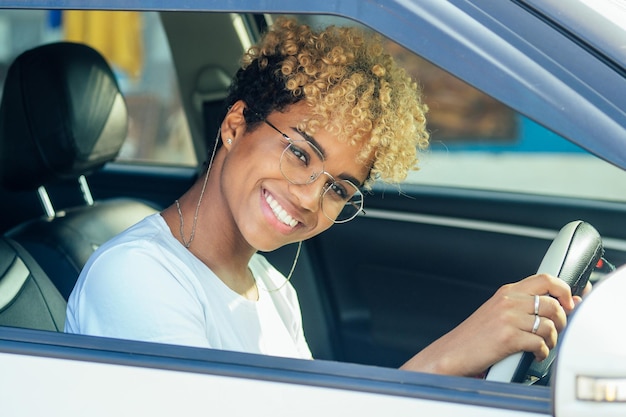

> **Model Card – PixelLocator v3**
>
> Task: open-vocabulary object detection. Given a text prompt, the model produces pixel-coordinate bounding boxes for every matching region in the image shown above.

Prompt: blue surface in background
[432,116,586,154]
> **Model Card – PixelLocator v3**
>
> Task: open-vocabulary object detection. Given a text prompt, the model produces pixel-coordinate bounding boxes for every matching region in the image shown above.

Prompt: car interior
[0,42,160,299]
[1,10,625,381]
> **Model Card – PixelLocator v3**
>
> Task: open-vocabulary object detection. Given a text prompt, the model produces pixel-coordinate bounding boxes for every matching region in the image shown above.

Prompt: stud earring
[227,138,233,145]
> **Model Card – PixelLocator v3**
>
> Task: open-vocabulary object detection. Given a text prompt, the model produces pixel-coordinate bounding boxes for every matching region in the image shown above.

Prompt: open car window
[2,10,623,199]
[270,14,626,203]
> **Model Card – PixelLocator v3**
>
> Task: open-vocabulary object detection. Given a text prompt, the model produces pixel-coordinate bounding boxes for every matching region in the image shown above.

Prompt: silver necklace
[176,129,221,248]
[263,241,302,292]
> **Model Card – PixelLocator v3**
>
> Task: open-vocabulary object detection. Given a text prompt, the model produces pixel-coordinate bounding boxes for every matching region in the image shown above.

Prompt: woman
[66,17,580,376]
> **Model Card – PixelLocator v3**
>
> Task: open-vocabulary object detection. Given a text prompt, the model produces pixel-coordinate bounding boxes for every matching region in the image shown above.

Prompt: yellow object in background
[63,11,143,78]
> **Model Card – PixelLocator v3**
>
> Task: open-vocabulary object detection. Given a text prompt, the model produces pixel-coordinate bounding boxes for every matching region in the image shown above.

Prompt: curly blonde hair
[225,17,429,187]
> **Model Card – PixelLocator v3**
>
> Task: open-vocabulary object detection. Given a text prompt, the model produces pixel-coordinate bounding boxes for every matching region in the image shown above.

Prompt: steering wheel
[485,220,603,385]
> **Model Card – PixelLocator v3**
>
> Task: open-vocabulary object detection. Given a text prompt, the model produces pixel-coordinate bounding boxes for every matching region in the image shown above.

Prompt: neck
[161,152,257,299]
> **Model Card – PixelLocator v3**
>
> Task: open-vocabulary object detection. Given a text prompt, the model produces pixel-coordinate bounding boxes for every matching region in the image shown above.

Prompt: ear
[220,100,247,149]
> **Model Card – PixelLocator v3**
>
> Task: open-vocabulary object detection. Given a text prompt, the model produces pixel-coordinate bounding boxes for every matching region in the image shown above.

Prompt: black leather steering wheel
[485,220,603,385]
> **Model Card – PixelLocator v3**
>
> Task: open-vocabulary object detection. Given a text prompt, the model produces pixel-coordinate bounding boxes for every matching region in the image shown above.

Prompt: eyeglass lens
[279,140,363,223]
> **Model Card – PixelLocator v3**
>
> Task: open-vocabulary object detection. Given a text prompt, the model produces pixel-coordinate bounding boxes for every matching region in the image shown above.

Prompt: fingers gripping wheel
[485,220,603,384]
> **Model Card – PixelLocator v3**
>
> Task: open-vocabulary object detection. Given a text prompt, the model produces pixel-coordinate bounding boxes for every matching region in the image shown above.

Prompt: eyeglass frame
[260,117,365,223]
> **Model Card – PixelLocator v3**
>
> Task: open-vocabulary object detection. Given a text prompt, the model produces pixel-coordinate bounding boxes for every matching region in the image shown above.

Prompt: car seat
[0,42,158,300]
[0,237,66,331]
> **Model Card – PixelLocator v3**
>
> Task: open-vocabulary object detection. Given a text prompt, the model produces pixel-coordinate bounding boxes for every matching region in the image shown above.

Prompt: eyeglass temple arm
[263,119,291,141]
[347,200,365,215]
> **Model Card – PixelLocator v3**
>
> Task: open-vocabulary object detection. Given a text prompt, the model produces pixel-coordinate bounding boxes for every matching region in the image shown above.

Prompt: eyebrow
[289,127,327,159]
[339,173,364,188]
[264,119,363,188]
[291,128,365,187]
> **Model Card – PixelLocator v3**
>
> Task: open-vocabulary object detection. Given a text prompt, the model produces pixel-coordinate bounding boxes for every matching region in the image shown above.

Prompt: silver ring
[532,314,541,334]
[534,294,540,316]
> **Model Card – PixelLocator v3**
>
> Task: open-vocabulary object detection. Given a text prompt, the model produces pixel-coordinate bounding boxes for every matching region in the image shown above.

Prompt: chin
[255,240,294,253]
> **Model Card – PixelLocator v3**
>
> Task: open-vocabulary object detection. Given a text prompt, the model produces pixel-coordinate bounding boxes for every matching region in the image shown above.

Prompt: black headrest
[0,42,128,191]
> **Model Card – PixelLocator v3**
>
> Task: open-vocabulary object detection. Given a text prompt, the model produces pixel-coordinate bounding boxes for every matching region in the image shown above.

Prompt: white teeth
[265,193,298,228]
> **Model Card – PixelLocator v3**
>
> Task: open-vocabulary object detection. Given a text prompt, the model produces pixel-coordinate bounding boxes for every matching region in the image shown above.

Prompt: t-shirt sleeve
[65,243,211,348]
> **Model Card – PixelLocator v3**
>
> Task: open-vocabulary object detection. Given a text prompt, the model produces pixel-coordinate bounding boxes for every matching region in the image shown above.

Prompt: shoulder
[71,213,202,304]
[89,213,185,269]
[101,212,169,248]
[66,214,209,342]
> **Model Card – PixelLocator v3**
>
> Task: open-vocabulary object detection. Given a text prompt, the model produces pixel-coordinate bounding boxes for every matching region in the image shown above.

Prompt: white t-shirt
[65,213,312,360]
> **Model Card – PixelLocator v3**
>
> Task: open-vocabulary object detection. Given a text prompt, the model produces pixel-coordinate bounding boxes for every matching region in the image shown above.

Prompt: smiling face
[220,101,372,252]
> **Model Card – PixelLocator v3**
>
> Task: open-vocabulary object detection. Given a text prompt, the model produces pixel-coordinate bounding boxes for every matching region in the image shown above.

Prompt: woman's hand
[400,273,583,377]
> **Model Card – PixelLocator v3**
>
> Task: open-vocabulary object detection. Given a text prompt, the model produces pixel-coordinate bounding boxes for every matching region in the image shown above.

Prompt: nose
[288,175,326,213]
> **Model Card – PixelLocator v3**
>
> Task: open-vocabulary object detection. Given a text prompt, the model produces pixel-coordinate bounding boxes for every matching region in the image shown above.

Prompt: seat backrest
[7,199,158,299]
[0,42,158,299]
[0,238,66,331]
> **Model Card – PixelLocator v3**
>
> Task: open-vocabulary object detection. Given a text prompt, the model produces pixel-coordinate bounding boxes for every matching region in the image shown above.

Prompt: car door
[0,326,551,417]
[1,2,625,417]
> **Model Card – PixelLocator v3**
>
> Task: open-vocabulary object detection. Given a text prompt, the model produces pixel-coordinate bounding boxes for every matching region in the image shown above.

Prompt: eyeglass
[263,119,365,223]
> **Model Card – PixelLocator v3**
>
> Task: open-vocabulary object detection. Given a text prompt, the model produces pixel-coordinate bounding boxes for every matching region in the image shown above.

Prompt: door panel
[299,184,626,368]
[89,164,197,210]
[0,328,551,417]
